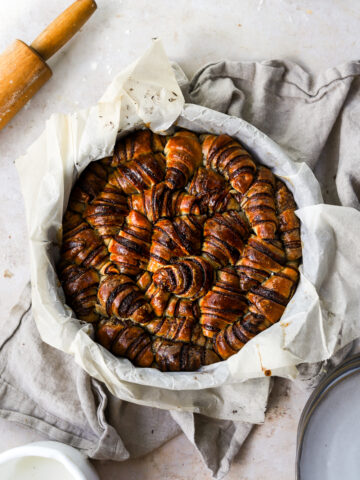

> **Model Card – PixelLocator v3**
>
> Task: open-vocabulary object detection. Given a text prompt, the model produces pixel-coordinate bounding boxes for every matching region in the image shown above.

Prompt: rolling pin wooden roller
[0,0,97,130]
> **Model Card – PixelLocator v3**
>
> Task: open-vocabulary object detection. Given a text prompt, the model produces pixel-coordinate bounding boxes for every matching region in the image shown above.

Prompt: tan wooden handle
[30,0,97,61]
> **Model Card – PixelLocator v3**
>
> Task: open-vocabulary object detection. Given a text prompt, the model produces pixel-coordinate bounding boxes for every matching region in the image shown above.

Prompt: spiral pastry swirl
[153,256,214,300]
[58,128,302,371]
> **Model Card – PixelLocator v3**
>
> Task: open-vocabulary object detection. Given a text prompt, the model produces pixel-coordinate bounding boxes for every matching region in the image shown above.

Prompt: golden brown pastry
[236,235,286,291]
[275,180,302,261]
[110,129,166,167]
[199,267,247,338]
[143,280,171,316]
[99,261,121,276]
[164,130,202,189]
[153,256,214,300]
[59,263,99,323]
[109,153,166,194]
[240,166,278,239]
[247,264,299,324]
[214,313,259,360]
[188,166,226,196]
[61,222,108,271]
[163,296,199,320]
[202,211,249,267]
[108,210,152,276]
[215,265,299,359]
[58,128,302,372]
[139,271,200,319]
[146,316,200,345]
[188,167,239,213]
[129,183,202,222]
[148,215,204,273]
[83,183,128,243]
[67,162,108,214]
[96,318,154,367]
[96,274,152,324]
[202,134,256,194]
[152,338,220,371]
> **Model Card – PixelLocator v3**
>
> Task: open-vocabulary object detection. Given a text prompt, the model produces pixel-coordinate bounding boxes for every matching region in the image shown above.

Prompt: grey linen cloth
[1,58,360,479]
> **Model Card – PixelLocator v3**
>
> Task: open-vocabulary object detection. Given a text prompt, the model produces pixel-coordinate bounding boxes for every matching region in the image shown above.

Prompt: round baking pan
[296,354,360,480]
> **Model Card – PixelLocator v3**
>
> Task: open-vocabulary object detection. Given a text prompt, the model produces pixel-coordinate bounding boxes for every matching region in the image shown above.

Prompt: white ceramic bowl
[0,441,99,480]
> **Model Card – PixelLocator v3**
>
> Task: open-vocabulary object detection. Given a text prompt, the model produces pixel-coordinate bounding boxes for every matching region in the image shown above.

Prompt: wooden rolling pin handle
[31,0,97,61]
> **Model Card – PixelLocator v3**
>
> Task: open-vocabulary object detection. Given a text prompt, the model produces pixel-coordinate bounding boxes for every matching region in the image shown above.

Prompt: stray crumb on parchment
[4,269,13,278]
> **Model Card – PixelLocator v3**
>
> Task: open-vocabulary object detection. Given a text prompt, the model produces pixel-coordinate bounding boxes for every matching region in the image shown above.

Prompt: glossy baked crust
[58,129,301,371]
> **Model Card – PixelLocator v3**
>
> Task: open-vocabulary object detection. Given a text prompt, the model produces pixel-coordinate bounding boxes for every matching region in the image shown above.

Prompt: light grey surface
[1,1,360,479]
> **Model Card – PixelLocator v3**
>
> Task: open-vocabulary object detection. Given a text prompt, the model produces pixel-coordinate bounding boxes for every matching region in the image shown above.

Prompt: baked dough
[58,129,301,371]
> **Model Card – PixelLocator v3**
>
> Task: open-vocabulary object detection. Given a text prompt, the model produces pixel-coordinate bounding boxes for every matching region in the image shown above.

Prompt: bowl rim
[0,441,99,480]
[295,354,360,479]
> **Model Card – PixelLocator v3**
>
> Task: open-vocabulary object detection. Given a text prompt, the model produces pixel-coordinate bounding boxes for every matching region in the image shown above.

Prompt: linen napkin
[1,57,360,479]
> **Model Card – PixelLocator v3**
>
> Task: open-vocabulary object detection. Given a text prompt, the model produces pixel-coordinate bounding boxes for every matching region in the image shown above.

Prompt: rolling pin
[0,0,97,131]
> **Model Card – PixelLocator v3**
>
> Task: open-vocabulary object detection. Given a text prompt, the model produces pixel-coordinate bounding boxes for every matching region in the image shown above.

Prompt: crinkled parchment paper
[15,40,360,423]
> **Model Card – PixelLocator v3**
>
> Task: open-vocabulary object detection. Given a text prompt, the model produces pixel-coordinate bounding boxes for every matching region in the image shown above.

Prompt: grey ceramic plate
[296,355,360,480]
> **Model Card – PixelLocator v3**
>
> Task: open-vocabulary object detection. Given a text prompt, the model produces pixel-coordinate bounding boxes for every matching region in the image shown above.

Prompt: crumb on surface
[4,269,13,278]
